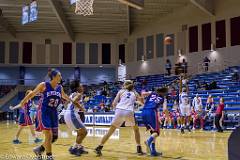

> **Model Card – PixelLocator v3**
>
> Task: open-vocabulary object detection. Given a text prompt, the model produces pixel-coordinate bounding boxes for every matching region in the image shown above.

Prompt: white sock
[73,143,81,149]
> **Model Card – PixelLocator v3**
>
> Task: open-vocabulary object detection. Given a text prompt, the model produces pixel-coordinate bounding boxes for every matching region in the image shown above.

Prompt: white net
[75,0,94,16]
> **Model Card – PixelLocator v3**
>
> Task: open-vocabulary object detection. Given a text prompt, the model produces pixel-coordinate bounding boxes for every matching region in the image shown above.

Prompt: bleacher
[189,66,240,111]
[134,74,178,92]
[133,66,240,129]
[0,66,240,129]
[0,85,16,98]
[187,66,240,129]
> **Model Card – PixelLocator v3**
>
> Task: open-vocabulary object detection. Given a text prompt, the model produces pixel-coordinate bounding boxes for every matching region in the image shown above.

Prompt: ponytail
[48,68,60,80]
[123,80,134,91]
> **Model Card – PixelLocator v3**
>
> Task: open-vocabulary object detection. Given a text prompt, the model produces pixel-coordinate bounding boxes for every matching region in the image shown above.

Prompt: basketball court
[0,121,230,160]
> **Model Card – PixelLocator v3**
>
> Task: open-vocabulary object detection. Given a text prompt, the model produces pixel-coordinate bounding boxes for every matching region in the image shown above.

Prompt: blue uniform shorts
[142,109,160,135]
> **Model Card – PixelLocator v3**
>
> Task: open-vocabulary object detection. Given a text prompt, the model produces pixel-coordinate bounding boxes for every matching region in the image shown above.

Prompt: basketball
[164,36,172,45]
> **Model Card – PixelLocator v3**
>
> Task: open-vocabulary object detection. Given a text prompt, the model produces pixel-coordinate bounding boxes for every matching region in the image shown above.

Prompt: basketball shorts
[194,110,204,118]
[64,110,86,131]
[179,104,191,116]
[142,109,160,135]
[19,112,33,126]
[36,107,58,131]
[111,109,136,128]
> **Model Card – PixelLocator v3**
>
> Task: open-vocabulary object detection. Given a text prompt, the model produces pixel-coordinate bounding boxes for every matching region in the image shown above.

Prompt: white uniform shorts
[111,109,136,128]
[179,104,191,116]
[64,110,86,131]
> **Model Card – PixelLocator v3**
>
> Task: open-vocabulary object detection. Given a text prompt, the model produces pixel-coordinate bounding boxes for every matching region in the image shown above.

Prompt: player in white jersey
[179,77,191,133]
[64,80,88,156]
[192,94,204,130]
[95,80,144,156]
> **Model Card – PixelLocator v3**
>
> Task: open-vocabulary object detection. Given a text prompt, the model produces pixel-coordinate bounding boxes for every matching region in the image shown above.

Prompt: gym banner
[84,113,115,126]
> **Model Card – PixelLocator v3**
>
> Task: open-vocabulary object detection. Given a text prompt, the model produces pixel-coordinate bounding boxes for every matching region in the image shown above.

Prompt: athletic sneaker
[69,146,81,156]
[13,139,22,144]
[33,146,44,156]
[181,128,185,134]
[150,143,162,157]
[34,138,43,143]
[151,151,163,156]
[186,126,191,132]
[94,145,103,157]
[78,147,88,154]
[137,146,144,155]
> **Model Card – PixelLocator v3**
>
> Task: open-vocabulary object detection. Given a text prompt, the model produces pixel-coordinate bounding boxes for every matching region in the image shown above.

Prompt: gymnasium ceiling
[0,0,214,40]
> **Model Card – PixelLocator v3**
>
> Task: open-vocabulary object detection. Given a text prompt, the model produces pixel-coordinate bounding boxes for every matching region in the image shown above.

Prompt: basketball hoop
[75,0,94,16]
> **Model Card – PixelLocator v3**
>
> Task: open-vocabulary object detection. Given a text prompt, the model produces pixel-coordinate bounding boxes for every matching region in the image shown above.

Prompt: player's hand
[9,105,14,110]
[10,104,23,110]
[158,117,162,124]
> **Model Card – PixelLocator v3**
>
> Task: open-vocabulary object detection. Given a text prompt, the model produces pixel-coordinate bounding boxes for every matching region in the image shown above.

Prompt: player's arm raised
[141,91,152,98]
[135,92,144,106]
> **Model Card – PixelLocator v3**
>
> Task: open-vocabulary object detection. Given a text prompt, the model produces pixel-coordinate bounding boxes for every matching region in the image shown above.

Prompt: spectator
[170,86,177,100]
[181,59,188,74]
[165,59,172,76]
[88,108,93,113]
[99,102,106,113]
[103,80,108,86]
[101,89,108,96]
[215,97,225,132]
[205,95,216,129]
[203,56,210,72]
[194,80,201,90]
[208,81,220,90]
[232,70,240,81]
[205,95,214,111]
[142,79,147,87]
[203,81,209,90]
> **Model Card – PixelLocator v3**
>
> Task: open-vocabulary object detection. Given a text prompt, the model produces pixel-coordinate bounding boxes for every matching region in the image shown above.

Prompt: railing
[0,78,116,86]
[0,86,19,107]
[197,63,224,74]
[0,85,33,108]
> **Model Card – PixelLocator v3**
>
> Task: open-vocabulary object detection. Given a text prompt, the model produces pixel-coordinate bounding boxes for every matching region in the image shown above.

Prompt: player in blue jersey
[141,87,168,156]
[10,69,73,160]
[11,90,42,144]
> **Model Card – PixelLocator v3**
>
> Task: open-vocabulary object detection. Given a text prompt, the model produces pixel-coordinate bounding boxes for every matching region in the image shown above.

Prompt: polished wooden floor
[0,121,230,160]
